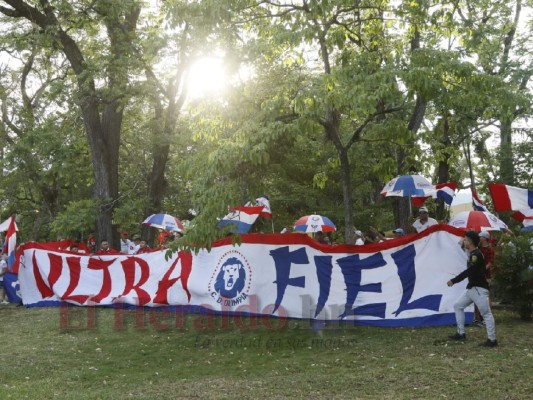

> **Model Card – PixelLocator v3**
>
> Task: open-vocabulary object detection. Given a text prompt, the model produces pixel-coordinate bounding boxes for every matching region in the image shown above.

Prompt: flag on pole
[489,183,533,212]
[412,182,456,206]
[217,206,265,233]
[471,188,489,212]
[435,184,456,205]
[255,195,272,219]
[0,217,18,232]
[2,215,18,273]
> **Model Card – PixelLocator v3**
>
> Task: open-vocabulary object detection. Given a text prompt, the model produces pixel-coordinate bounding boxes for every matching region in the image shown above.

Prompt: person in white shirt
[353,229,365,245]
[412,206,438,233]
[131,235,141,254]
[120,231,134,254]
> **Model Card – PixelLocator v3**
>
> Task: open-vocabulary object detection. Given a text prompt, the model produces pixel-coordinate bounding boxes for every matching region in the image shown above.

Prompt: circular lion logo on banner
[208,250,252,306]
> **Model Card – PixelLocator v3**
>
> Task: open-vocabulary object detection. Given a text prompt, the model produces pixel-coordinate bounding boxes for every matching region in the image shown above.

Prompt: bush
[493,234,533,320]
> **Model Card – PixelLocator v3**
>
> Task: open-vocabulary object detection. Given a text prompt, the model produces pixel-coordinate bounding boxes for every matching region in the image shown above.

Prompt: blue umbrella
[380,175,435,197]
[520,225,533,233]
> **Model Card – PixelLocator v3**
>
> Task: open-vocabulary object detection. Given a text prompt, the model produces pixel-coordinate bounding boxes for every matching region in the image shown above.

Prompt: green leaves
[50,199,98,239]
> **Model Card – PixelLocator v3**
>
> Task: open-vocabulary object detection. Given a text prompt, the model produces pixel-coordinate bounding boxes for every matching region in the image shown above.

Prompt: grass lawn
[0,305,531,399]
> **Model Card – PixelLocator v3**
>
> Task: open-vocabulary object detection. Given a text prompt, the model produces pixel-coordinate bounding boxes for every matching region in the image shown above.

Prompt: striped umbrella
[294,215,336,233]
[381,175,435,197]
[448,211,508,232]
[142,213,184,232]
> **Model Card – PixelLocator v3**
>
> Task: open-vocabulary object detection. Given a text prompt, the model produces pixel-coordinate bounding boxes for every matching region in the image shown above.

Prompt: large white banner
[19,226,471,327]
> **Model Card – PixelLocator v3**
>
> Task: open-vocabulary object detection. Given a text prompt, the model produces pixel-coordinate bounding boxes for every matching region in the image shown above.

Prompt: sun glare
[187,57,227,99]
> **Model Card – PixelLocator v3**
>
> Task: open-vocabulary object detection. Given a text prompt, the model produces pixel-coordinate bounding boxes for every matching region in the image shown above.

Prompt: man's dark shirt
[451,248,489,290]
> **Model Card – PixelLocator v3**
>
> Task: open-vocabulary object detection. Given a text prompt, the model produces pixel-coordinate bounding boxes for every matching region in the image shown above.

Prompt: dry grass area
[0,305,531,399]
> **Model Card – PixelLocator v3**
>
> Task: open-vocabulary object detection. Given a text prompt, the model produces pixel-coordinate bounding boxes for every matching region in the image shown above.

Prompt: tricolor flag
[412,182,456,206]
[489,183,533,212]
[2,215,18,273]
[511,209,533,227]
[471,188,489,212]
[217,206,265,233]
[255,195,272,219]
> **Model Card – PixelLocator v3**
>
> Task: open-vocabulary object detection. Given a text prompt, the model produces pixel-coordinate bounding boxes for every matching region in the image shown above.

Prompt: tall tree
[0,33,92,240]
[138,1,231,241]
[0,0,142,246]
[451,0,532,184]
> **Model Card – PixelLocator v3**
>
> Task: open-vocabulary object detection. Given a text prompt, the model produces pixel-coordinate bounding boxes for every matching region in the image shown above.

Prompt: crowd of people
[56,228,183,256]
[90,229,184,255]
[312,206,517,247]
[2,205,529,346]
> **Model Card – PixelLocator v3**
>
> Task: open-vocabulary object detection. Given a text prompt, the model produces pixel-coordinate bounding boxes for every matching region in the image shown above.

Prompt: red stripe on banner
[489,183,512,212]
[33,252,54,298]
[211,224,464,253]
[63,257,91,304]
[20,225,465,256]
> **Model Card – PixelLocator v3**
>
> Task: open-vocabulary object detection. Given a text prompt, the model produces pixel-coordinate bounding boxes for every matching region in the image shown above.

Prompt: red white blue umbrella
[142,213,184,232]
[448,211,508,232]
[381,175,435,197]
[294,215,336,233]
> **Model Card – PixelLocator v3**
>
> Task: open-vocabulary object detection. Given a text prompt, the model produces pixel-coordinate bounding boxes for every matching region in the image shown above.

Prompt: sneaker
[479,339,498,347]
[448,333,466,341]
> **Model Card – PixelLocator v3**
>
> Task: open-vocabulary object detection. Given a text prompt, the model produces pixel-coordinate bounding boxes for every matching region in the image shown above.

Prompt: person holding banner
[96,240,121,255]
[412,206,438,233]
[447,231,498,347]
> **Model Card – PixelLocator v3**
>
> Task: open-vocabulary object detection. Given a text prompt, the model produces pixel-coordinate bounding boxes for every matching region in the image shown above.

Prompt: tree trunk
[143,136,171,244]
[338,147,354,243]
[85,104,121,248]
[499,117,514,184]
[435,113,451,221]
[0,0,140,250]
[396,94,427,229]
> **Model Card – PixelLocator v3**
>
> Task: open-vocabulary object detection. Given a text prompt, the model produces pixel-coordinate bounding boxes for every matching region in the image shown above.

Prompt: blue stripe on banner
[24,300,470,328]
[528,189,533,208]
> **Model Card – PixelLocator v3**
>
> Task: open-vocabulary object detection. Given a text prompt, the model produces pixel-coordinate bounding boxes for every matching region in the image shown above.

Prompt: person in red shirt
[95,240,121,255]
[479,231,495,282]
[136,240,152,254]
[157,229,172,246]
[87,234,96,254]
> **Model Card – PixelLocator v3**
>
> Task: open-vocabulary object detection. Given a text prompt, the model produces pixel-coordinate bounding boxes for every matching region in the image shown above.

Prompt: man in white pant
[447,230,498,347]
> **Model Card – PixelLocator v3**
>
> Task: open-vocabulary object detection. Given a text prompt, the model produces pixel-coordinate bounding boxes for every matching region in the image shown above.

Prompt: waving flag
[489,183,533,212]
[412,182,456,206]
[0,217,19,232]
[435,184,456,205]
[2,215,18,273]
[255,195,272,219]
[217,206,264,233]
[471,188,489,212]
[511,209,533,227]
